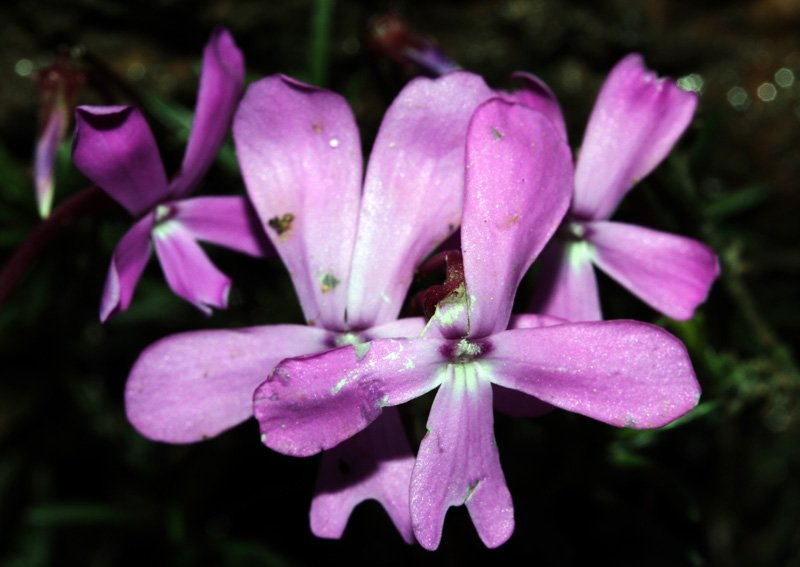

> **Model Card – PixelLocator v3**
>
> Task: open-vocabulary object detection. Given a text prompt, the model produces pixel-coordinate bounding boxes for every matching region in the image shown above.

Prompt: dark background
[1,0,798,565]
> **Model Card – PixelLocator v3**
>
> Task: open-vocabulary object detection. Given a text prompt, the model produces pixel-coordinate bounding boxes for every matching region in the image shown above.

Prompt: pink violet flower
[254,98,702,549]
[35,52,85,218]
[72,28,267,321]
[525,54,720,321]
[123,71,495,541]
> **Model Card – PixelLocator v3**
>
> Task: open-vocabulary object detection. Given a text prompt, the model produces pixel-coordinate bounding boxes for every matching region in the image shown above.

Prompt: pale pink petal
[169,27,245,198]
[411,365,514,550]
[528,237,602,322]
[234,75,362,330]
[126,325,328,443]
[345,72,493,328]
[311,409,415,543]
[73,106,169,217]
[572,54,698,220]
[99,214,154,322]
[588,221,719,320]
[173,196,272,257]
[508,313,568,329]
[488,322,701,429]
[460,99,573,337]
[152,220,231,314]
[501,71,567,140]
[254,338,446,457]
[366,317,427,340]
[35,105,66,218]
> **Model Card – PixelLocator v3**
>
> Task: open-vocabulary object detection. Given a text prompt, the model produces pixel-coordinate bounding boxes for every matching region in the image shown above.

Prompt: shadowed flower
[123,71,494,541]
[35,52,85,218]
[72,28,265,321]
[254,98,701,549]
[525,54,719,321]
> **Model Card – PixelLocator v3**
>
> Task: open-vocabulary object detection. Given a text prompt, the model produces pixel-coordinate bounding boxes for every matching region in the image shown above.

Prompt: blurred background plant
[0,0,798,565]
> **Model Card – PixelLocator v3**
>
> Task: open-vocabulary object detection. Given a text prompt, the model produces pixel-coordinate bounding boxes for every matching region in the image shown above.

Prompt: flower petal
[501,71,567,140]
[311,409,415,543]
[345,72,493,328]
[366,317,427,340]
[234,75,362,330]
[572,54,698,220]
[152,220,231,314]
[35,105,66,218]
[73,106,169,217]
[528,237,602,321]
[126,325,328,443]
[173,196,272,257]
[494,313,564,416]
[488,322,701,429]
[411,364,513,550]
[588,221,719,320]
[169,27,245,198]
[99,214,154,322]
[254,338,445,457]
[460,99,573,337]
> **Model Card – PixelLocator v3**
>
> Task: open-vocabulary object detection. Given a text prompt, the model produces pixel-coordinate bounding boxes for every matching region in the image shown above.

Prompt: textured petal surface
[588,221,719,320]
[411,364,514,550]
[572,54,698,220]
[152,221,231,314]
[169,27,245,198]
[173,196,271,257]
[366,317,427,340]
[346,72,493,328]
[254,338,446,457]
[501,71,567,140]
[460,99,573,337]
[234,75,362,330]
[126,325,328,443]
[73,106,168,216]
[35,105,65,218]
[528,237,602,321]
[311,409,415,543]
[488,322,701,429]
[99,214,154,322]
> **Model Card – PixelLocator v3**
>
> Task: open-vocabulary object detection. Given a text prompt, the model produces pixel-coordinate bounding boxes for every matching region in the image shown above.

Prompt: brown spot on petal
[268,213,295,236]
[312,121,324,133]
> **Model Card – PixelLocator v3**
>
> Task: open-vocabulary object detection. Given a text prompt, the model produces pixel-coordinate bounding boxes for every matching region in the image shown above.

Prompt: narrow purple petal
[100,214,154,322]
[173,196,272,257]
[169,27,245,198]
[411,365,514,550]
[311,409,415,543]
[501,71,567,140]
[35,105,66,218]
[254,338,446,457]
[152,220,231,314]
[345,72,493,328]
[234,75,362,330]
[126,325,329,443]
[588,221,719,320]
[73,106,169,217]
[367,317,427,340]
[459,99,573,338]
[488,322,701,429]
[572,54,698,220]
[528,237,602,322]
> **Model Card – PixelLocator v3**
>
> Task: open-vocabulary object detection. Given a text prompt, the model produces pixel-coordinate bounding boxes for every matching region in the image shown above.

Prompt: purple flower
[35,53,85,218]
[254,98,701,549]
[123,71,494,541]
[72,28,265,321]
[524,54,720,321]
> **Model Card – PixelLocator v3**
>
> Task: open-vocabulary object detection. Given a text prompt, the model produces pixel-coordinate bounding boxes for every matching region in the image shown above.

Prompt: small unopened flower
[254,98,701,549]
[35,52,85,218]
[368,12,459,76]
[72,28,266,321]
[526,54,719,321]
[123,71,494,541]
